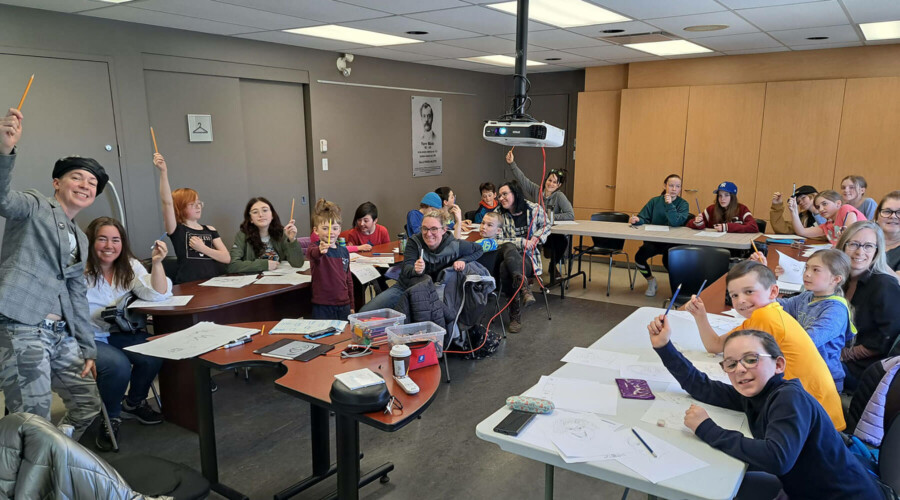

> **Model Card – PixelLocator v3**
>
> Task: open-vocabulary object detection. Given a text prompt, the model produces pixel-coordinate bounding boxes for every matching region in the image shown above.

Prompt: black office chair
[475,250,506,338]
[665,245,731,308]
[756,219,768,234]
[879,414,900,496]
[574,212,635,296]
[111,455,210,499]
[464,210,477,222]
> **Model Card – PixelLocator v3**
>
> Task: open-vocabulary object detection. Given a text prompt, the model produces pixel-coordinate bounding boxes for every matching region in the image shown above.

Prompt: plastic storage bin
[347,308,406,345]
[386,321,446,354]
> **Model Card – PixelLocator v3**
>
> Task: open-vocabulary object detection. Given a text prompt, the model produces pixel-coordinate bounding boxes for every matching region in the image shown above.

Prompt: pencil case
[506,396,554,414]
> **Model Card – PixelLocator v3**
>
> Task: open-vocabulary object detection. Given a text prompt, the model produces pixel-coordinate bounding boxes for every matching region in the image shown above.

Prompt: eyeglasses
[845,241,877,253]
[880,209,900,219]
[188,201,205,209]
[249,208,270,216]
[498,191,511,199]
[719,353,772,373]
[421,226,443,234]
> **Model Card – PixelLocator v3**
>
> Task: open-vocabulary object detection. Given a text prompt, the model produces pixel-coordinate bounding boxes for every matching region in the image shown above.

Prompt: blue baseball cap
[420,192,442,208]
[714,181,737,195]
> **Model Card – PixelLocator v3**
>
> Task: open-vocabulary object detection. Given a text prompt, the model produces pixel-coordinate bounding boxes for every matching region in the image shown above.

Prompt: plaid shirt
[497,200,550,275]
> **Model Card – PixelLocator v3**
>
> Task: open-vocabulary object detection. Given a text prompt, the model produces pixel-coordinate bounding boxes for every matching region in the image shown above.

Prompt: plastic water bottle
[338,237,347,248]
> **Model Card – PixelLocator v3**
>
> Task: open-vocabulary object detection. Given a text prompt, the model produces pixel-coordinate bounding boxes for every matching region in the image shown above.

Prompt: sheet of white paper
[620,363,677,384]
[644,225,670,232]
[392,247,400,253]
[128,295,193,308]
[350,263,381,284]
[775,250,804,284]
[721,309,743,319]
[354,256,395,266]
[334,368,385,390]
[550,412,628,463]
[523,376,618,416]
[348,252,361,261]
[269,318,348,335]
[124,322,257,360]
[706,314,747,335]
[642,387,746,434]
[561,346,640,370]
[694,231,727,238]
[255,274,312,285]
[553,220,579,225]
[805,243,832,250]
[776,280,803,292]
[764,234,805,240]
[615,428,709,484]
[198,275,258,288]
[262,261,309,276]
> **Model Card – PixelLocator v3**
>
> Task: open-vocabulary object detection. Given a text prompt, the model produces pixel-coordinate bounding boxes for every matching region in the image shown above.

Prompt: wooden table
[135,278,312,431]
[550,221,762,299]
[194,321,441,500]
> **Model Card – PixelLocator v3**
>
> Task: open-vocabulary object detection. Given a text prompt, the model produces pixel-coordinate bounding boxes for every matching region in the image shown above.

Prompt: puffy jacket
[0,412,167,499]
[848,356,900,447]
[438,262,495,345]
[399,233,482,289]
[394,279,454,346]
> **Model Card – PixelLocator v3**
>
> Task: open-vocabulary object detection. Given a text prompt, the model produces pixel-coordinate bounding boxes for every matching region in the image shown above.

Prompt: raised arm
[154,153,177,235]
[505,151,540,200]
[686,295,727,354]
[0,109,36,220]
[146,241,172,295]
[788,197,825,239]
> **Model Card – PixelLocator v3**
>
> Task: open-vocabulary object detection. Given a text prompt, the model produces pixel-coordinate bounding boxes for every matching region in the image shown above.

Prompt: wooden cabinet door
[753,79,845,214]
[573,90,620,213]
[682,83,765,214]
[834,77,900,204]
[615,86,690,214]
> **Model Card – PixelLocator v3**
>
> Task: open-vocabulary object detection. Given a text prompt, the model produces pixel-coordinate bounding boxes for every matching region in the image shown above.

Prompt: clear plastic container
[386,321,446,353]
[347,308,406,345]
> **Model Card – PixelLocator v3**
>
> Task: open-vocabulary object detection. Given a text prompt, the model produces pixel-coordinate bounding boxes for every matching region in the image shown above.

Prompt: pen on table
[150,233,166,251]
[372,253,393,256]
[218,336,251,350]
[631,429,657,458]
[664,284,681,316]
[696,279,708,297]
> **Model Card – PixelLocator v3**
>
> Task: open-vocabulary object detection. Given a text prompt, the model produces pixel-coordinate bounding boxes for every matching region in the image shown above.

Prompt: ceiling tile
[390,41,489,58]
[562,44,649,60]
[587,0,725,19]
[605,55,665,63]
[693,32,783,51]
[337,0,470,15]
[417,58,509,74]
[768,24,861,45]
[80,5,259,35]
[0,0,101,13]
[840,0,900,24]
[717,0,828,8]
[236,30,368,50]
[440,36,519,53]
[526,49,599,64]
[497,29,610,49]
[566,21,662,38]
[723,46,790,54]
[343,15,480,41]
[406,6,552,36]
[736,0,851,31]
[213,0,391,23]
[789,41,863,50]
[132,0,318,30]
[349,46,442,61]
[646,11,759,39]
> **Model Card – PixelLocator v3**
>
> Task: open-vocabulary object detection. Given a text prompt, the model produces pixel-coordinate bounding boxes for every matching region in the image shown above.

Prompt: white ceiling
[4,0,900,74]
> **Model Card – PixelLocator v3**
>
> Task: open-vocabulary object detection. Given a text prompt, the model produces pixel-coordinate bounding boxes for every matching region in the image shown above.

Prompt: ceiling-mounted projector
[483,120,565,148]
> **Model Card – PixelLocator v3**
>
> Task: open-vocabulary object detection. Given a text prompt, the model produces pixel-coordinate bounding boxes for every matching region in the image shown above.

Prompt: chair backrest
[881,413,900,492]
[297,236,311,253]
[589,212,630,251]
[667,245,732,300]
[464,210,477,221]
[885,371,900,433]
[161,256,178,281]
[756,219,768,233]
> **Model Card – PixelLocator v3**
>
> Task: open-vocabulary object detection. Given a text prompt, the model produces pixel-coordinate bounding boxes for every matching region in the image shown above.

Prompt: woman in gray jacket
[504,150,574,283]
[227,196,304,273]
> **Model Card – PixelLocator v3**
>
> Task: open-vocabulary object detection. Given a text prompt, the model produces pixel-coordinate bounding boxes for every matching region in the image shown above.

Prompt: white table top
[550,220,760,250]
[475,307,748,500]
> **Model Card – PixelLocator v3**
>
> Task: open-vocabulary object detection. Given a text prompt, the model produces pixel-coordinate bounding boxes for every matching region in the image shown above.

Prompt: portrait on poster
[411,96,442,177]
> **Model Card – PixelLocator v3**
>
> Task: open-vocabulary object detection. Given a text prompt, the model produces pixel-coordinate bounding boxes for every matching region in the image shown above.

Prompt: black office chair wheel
[380,475,390,484]
[112,455,210,500]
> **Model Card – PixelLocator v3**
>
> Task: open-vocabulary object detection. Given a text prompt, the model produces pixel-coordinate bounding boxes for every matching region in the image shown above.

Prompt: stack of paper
[354,256,395,266]
[262,261,309,276]
[255,274,312,285]
[269,318,347,334]
[128,296,193,308]
[199,275,259,288]
[124,322,258,359]
[350,263,381,283]
[561,347,639,370]
[644,225,670,232]
[523,375,618,415]
[694,231,727,238]
[334,368,384,389]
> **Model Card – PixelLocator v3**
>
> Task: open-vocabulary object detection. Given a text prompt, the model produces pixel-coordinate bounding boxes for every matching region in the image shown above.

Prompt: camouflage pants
[0,319,101,440]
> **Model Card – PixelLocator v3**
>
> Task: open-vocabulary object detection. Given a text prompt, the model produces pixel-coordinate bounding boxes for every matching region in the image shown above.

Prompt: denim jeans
[95,332,162,419]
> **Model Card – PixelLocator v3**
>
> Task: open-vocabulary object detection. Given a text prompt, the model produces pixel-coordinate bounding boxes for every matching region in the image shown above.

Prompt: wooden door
[572,90,620,213]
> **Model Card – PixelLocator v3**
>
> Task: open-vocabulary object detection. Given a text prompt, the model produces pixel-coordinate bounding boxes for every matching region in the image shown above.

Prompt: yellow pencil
[150,126,159,155]
[17,74,34,111]
[327,218,332,246]
[261,325,266,336]
[752,240,759,254]
[290,198,295,221]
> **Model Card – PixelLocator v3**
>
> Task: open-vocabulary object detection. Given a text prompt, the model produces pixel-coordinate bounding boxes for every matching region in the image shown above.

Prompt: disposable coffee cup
[390,344,412,377]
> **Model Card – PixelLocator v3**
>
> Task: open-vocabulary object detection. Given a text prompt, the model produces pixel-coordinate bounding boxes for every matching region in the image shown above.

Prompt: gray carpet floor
[91,296,649,499]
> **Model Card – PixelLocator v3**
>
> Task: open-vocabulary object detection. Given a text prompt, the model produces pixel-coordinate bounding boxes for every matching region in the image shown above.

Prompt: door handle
[605,185,616,188]
[685,189,699,193]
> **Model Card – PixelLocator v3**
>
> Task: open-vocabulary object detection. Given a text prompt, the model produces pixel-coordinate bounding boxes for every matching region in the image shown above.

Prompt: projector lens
[499,127,507,135]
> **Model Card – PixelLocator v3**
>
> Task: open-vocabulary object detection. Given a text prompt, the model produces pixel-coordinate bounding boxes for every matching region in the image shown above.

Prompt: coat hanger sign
[187,114,213,143]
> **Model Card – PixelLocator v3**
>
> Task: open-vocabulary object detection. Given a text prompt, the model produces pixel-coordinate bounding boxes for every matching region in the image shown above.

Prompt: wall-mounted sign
[187,114,213,143]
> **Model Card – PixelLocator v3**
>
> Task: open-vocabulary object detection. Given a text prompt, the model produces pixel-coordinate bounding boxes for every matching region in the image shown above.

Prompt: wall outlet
[322,158,329,171]
[320,139,327,153]
[301,196,307,205]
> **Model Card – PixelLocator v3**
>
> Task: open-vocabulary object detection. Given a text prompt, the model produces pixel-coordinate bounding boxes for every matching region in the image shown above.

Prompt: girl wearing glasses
[837,221,900,391]
[646,323,887,500]
[227,197,303,274]
[876,191,900,277]
[154,153,229,284]
[504,150,573,283]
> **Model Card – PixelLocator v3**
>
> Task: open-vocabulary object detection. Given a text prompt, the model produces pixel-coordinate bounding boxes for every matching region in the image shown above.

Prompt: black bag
[100,294,147,334]
[329,377,391,414]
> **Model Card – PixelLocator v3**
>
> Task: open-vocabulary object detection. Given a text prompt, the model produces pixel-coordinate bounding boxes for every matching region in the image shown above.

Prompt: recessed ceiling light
[625,40,712,56]
[602,29,625,34]
[487,0,629,28]
[405,31,429,35]
[860,20,900,41]
[683,24,729,32]
[283,25,424,47]
[544,57,562,61]
[806,36,829,40]
[459,55,546,67]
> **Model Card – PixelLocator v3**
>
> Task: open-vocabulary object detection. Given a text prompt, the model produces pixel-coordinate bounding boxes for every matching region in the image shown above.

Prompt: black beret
[52,156,109,195]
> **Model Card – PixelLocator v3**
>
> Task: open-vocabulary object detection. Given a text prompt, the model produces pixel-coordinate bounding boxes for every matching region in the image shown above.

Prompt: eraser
[506,396,554,414]
[657,419,665,427]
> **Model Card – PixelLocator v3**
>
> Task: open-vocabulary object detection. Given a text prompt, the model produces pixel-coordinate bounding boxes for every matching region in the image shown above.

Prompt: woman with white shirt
[85,217,171,451]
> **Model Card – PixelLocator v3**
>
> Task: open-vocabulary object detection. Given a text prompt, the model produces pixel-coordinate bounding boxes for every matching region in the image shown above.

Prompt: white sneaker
[645,278,658,297]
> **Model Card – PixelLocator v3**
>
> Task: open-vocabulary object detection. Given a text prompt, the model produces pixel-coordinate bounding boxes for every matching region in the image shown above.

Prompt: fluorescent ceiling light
[283,25,424,47]
[625,40,712,56]
[487,0,629,28]
[460,55,546,67]
[860,20,900,41]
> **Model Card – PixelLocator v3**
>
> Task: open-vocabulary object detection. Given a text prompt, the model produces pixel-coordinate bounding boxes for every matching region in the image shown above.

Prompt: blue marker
[664,284,682,316]
[150,233,167,251]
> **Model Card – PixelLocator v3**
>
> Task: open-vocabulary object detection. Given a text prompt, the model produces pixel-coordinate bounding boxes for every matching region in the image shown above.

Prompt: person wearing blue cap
[407,191,443,237]
[688,181,759,233]
[0,108,102,440]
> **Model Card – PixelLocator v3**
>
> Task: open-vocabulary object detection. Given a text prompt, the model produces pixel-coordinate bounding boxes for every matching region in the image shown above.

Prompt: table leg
[336,413,361,500]
[194,362,247,500]
[273,405,338,500]
[545,463,554,500]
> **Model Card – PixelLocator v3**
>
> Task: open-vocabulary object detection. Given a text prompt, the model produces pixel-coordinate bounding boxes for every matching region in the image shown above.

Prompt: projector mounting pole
[512,0,529,120]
